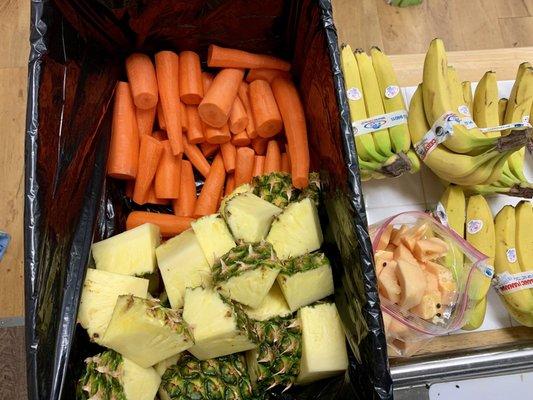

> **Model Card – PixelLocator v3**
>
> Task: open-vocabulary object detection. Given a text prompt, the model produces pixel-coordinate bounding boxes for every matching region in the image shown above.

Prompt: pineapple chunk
[77,268,149,343]
[219,183,252,212]
[213,242,281,308]
[154,354,181,377]
[102,295,193,368]
[191,214,236,266]
[243,282,291,321]
[156,229,211,309]
[266,198,323,260]
[221,192,282,242]
[182,287,258,360]
[296,303,348,385]
[277,252,334,311]
[92,223,160,276]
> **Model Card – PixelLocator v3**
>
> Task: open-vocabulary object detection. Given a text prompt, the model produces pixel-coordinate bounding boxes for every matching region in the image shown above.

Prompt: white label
[434,202,449,227]
[477,262,494,279]
[480,121,532,133]
[493,271,533,294]
[458,105,471,116]
[414,111,461,159]
[460,117,477,130]
[352,110,408,136]
[467,219,483,235]
[523,115,530,124]
[347,87,362,101]
[385,85,400,99]
[506,248,517,263]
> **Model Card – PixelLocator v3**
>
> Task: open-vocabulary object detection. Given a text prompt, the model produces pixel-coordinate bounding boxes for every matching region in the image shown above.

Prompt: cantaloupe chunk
[378,262,401,303]
[424,261,456,305]
[390,225,408,246]
[410,293,440,320]
[410,223,429,240]
[425,271,440,295]
[393,243,418,265]
[400,234,417,252]
[375,250,394,261]
[395,260,426,309]
[376,224,394,251]
[385,244,396,252]
[375,253,396,276]
[413,240,445,262]
[386,317,411,340]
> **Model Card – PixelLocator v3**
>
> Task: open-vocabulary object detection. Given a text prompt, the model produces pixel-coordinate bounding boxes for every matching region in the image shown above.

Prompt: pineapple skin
[191,214,236,266]
[251,172,321,208]
[154,354,182,376]
[101,295,193,368]
[243,281,291,321]
[92,223,161,276]
[77,268,149,343]
[156,229,211,309]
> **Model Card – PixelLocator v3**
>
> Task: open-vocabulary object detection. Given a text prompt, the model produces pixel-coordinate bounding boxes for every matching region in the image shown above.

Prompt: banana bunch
[493,202,533,326]
[409,39,531,187]
[340,44,416,180]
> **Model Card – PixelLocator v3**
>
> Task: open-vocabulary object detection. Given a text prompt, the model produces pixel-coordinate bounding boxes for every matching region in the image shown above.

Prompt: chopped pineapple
[156,229,211,309]
[154,354,181,377]
[212,242,281,308]
[182,287,258,360]
[243,282,291,321]
[266,198,323,260]
[191,214,236,266]
[221,192,282,242]
[91,223,160,276]
[277,252,334,311]
[101,295,193,368]
[219,183,251,212]
[296,303,348,385]
[77,268,149,343]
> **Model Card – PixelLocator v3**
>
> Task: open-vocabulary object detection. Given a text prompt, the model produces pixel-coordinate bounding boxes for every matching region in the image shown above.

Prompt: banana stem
[496,128,531,152]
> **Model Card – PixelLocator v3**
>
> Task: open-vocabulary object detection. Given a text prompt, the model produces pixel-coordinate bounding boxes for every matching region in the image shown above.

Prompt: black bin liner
[24,0,392,399]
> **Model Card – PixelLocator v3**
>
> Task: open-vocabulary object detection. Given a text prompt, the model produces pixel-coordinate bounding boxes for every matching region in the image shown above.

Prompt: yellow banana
[462,297,487,330]
[503,298,533,327]
[340,44,388,163]
[355,49,393,157]
[515,201,533,274]
[370,46,411,153]
[503,63,533,135]
[498,98,508,125]
[462,81,473,112]
[439,185,465,281]
[447,66,470,118]
[405,148,421,174]
[473,71,500,138]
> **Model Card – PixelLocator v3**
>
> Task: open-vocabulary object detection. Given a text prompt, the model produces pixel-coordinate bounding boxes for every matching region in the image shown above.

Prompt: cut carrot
[198,68,245,128]
[125,53,158,109]
[249,80,283,138]
[153,130,167,141]
[155,140,182,199]
[200,142,219,157]
[155,51,183,156]
[251,137,268,155]
[108,82,139,180]
[271,78,310,188]
[183,135,211,178]
[136,106,156,137]
[186,106,204,144]
[180,101,188,132]
[246,68,291,83]
[264,140,281,173]
[224,174,235,197]
[238,82,257,139]
[173,159,196,217]
[157,102,166,130]
[133,135,164,204]
[126,211,194,237]
[281,152,290,173]
[229,97,248,134]
[179,51,203,105]
[231,131,251,147]
[202,72,214,92]
[194,154,226,217]
[146,185,170,205]
[125,180,134,198]
[220,142,236,173]
[234,147,255,186]
[205,123,231,144]
[207,45,291,71]
[252,155,265,177]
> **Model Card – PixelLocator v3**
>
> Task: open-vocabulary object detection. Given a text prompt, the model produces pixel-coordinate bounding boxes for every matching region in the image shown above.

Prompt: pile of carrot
[107,45,310,237]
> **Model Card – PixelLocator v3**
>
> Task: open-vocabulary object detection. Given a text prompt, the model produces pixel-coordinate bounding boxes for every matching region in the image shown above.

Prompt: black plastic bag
[25,1,392,399]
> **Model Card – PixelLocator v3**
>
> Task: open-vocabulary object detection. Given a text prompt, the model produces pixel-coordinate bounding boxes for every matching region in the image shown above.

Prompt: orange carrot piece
[202,72,214,92]
[146,185,170,205]
[155,51,183,156]
[246,68,291,83]
[126,211,194,237]
[179,51,203,105]
[271,78,310,188]
[198,68,245,128]
[154,140,182,199]
[200,142,219,157]
[229,97,248,134]
[125,53,158,109]
[238,82,257,139]
[183,135,211,178]
[234,147,255,186]
[153,130,167,141]
[133,135,164,204]
[157,102,166,130]
[205,123,231,144]
[231,131,251,147]
[180,101,188,133]
[220,142,236,173]
[264,140,281,173]
[251,137,268,155]
[224,174,235,197]
[186,106,205,144]
[207,45,291,71]
[194,154,226,217]
[136,106,156,137]
[249,80,283,138]
[108,82,139,180]
[125,180,134,198]
[173,159,197,217]
[252,155,265,177]
[281,152,290,173]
